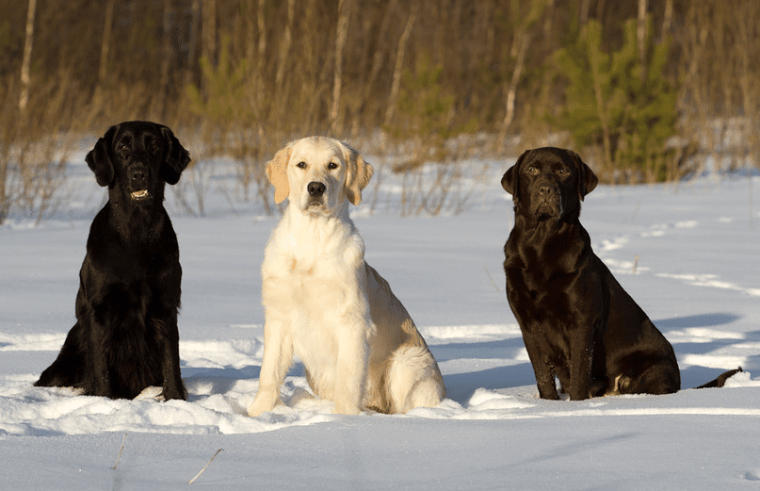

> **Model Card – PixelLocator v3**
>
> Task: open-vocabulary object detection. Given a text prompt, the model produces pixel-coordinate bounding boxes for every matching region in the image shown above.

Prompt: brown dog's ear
[568,150,598,200]
[501,149,531,202]
[85,125,118,187]
[266,146,292,204]
[159,125,191,185]
[342,142,374,205]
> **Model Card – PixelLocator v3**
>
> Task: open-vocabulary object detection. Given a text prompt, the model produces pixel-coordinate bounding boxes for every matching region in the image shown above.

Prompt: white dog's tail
[386,345,445,414]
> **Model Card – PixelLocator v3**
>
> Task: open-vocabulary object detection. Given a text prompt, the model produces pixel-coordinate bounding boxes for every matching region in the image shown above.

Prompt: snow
[1,145,760,489]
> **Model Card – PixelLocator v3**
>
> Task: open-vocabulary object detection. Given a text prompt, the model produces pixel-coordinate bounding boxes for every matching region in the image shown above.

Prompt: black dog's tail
[695,367,743,389]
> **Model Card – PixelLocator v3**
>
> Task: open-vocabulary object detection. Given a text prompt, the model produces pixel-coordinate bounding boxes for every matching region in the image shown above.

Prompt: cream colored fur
[247,136,445,416]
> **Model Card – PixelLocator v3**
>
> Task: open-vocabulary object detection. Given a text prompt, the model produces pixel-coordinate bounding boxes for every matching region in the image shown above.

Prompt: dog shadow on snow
[177,312,757,407]
[657,312,760,389]
[436,312,758,405]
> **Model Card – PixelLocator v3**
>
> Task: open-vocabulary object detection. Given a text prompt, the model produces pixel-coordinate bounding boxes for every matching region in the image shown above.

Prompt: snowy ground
[1,142,760,490]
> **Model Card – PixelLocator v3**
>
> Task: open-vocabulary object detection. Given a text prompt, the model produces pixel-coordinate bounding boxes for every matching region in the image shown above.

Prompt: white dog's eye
[328,162,338,170]
[296,162,307,169]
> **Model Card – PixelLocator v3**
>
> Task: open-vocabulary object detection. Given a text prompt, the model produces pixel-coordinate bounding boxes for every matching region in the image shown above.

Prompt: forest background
[1,0,759,223]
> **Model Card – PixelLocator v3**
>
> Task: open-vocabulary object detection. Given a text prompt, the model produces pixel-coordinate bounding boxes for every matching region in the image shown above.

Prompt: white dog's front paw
[333,400,362,415]
[247,394,283,417]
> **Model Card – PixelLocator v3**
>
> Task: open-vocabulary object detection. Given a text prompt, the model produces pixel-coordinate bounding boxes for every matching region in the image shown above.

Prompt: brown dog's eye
[296,162,307,169]
[328,162,338,170]
[527,166,537,174]
[558,167,567,174]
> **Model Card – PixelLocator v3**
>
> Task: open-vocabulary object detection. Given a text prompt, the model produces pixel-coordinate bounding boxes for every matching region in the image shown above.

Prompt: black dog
[501,147,740,400]
[35,121,191,400]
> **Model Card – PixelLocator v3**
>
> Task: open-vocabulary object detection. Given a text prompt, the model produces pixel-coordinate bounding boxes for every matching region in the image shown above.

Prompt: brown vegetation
[0,0,759,221]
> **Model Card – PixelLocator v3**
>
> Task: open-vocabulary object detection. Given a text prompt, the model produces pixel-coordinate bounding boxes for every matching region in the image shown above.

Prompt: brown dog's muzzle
[531,180,563,219]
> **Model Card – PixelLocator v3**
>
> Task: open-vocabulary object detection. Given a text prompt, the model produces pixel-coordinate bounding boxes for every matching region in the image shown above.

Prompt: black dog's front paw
[162,383,188,401]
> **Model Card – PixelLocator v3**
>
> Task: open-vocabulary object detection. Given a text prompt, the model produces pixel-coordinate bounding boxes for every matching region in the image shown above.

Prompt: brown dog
[501,147,740,400]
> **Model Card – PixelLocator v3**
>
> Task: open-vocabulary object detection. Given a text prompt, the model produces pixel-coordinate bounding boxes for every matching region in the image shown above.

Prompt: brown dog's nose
[538,183,553,197]
[308,182,326,197]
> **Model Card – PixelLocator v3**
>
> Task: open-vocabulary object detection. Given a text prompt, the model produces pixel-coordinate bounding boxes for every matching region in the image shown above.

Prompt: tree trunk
[98,0,116,88]
[330,0,352,135]
[185,0,201,88]
[498,33,530,151]
[384,2,418,128]
[202,0,217,65]
[637,0,648,83]
[256,0,266,117]
[661,0,673,40]
[159,0,174,115]
[19,0,37,112]
[275,0,295,96]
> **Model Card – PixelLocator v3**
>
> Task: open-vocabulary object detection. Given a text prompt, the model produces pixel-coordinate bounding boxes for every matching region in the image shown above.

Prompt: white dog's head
[266,137,374,216]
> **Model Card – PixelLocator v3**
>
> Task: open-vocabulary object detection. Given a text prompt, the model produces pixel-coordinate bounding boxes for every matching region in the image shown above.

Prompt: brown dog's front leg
[535,366,560,400]
[521,331,559,400]
[567,328,594,400]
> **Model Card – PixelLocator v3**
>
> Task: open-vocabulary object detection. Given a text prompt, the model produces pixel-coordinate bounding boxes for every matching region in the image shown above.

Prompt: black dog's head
[501,147,598,222]
[85,121,191,205]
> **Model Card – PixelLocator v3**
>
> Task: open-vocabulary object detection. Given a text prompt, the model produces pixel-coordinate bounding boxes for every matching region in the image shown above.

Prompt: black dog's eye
[118,144,131,154]
[149,141,160,153]
[328,162,338,170]
[296,162,307,169]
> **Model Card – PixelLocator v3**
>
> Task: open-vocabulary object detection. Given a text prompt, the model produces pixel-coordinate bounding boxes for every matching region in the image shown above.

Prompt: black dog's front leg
[154,313,187,401]
[85,316,112,398]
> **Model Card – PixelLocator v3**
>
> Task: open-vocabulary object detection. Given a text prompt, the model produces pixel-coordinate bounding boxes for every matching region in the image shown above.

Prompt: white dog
[248,136,445,416]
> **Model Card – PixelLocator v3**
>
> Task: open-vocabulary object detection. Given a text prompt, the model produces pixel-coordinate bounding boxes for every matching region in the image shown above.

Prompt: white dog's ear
[266,146,292,204]
[342,142,374,205]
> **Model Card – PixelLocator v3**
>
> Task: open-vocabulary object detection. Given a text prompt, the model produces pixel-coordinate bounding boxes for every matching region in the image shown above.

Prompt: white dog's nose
[308,182,326,197]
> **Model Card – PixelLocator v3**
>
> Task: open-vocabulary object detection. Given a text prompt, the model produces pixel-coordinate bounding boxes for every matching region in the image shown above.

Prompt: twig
[632,254,639,275]
[484,266,501,294]
[188,449,223,485]
[113,432,128,470]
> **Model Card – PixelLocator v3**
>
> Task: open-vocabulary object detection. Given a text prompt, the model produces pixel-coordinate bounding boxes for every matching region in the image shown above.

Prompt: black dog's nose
[308,182,326,197]
[129,165,147,184]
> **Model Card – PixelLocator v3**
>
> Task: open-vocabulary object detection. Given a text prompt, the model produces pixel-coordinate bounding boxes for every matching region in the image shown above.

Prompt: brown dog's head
[501,147,598,222]
[86,121,191,206]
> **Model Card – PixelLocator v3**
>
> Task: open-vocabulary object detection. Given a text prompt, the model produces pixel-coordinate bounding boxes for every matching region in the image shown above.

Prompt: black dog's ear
[85,125,118,187]
[501,149,531,202]
[568,150,598,201]
[159,125,191,185]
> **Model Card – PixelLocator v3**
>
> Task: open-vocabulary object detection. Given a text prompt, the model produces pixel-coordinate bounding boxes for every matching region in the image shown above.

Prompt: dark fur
[35,121,191,400]
[501,147,740,400]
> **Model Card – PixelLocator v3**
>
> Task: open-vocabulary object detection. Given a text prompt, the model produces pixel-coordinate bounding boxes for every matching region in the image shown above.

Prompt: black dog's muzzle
[128,163,150,200]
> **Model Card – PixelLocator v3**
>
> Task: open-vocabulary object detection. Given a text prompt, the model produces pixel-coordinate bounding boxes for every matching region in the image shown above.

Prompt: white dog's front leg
[333,323,371,415]
[248,320,293,417]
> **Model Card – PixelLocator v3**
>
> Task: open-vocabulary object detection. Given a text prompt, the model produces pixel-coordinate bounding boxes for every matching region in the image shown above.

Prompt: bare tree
[19,0,37,112]
[275,0,295,101]
[202,0,217,65]
[331,0,353,135]
[384,2,418,128]
[637,0,648,83]
[185,0,201,88]
[98,0,116,88]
